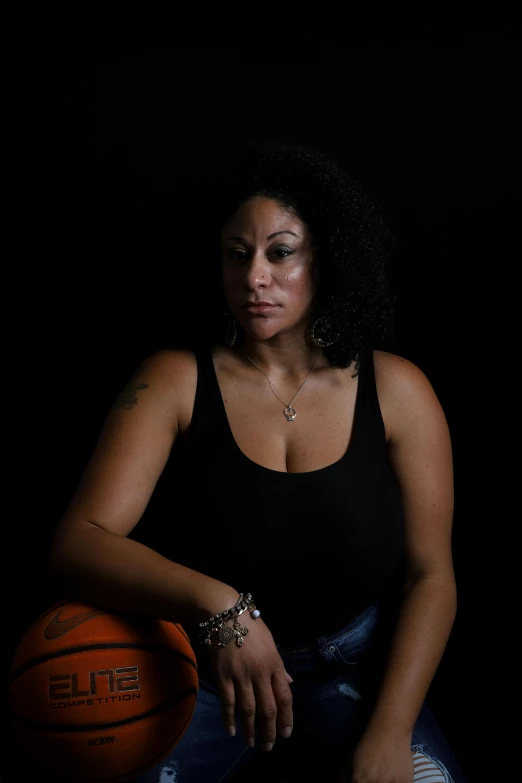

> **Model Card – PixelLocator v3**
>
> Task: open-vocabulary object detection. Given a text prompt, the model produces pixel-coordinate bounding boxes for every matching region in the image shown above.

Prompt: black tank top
[136,346,406,646]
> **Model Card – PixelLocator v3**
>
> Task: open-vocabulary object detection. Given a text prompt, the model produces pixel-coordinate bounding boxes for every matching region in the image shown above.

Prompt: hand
[208,614,294,751]
[338,727,414,782]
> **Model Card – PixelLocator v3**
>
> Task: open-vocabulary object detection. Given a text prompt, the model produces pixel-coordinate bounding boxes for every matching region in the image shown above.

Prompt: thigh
[270,679,467,783]
[131,677,256,783]
[271,676,467,782]
[272,607,466,781]
[271,654,369,777]
[277,605,383,752]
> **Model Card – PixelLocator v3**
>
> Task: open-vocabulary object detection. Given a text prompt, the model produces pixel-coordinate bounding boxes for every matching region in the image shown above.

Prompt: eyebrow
[225,230,300,241]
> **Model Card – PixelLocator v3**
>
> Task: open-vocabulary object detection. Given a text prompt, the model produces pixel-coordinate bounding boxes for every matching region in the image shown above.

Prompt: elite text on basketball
[48,666,139,699]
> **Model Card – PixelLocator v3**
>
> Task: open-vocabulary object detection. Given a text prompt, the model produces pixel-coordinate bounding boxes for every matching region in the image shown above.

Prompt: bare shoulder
[113,348,197,429]
[373,349,433,394]
[131,347,197,386]
[372,350,446,443]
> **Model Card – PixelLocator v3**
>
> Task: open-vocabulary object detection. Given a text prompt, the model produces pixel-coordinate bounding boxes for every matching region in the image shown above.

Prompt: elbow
[403,569,457,620]
[46,537,74,587]
[403,564,456,594]
[46,517,101,583]
[46,542,69,581]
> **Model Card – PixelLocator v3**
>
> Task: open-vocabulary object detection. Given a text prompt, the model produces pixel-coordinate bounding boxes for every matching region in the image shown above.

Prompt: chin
[242,323,282,340]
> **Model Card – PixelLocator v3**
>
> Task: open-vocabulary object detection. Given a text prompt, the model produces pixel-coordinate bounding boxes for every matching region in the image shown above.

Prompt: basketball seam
[23,599,70,633]
[9,643,198,685]
[174,623,191,645]
[119,699,197,782]
[51,699,198,783]
[10,687,198,733]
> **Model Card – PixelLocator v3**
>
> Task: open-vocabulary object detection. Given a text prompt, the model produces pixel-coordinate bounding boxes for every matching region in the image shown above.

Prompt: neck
[234,332,328,377]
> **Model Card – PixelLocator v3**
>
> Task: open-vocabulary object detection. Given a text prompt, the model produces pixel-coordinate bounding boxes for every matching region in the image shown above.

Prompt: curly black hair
[187,138,396,370]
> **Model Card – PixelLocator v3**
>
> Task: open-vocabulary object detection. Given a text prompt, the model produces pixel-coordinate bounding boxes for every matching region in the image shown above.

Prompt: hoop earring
[311,315,339,347]
[221,310,237,347]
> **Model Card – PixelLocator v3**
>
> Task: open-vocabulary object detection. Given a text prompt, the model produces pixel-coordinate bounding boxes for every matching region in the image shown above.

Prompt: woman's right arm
[47,349,238,628]
[47,349,294,750]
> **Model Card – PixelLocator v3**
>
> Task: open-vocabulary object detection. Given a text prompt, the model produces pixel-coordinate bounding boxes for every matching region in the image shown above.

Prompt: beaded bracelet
[198,592,261,648]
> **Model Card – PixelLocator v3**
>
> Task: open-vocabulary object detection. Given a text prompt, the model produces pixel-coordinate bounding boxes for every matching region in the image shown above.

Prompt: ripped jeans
[132,602,465,782]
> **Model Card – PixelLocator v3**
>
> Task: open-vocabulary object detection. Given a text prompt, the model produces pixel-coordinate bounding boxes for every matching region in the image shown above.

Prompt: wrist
[197,591,260,649]
[365,709,414,742]
[192,579,240,625]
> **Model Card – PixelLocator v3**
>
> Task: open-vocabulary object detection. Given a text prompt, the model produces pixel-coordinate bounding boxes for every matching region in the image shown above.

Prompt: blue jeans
[132,602,465,782]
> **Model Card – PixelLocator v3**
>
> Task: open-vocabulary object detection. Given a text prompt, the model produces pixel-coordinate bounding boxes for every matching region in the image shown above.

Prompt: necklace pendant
[284,406,297,421]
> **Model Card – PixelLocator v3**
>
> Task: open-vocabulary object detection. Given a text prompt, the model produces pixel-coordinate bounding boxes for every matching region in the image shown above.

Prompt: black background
[4,38,519,781]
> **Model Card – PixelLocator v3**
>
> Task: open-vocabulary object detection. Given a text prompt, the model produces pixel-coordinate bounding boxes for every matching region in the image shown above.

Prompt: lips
[243,303,278,314]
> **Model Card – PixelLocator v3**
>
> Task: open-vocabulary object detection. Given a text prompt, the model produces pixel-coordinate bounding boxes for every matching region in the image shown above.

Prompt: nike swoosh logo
[44,607,107,640]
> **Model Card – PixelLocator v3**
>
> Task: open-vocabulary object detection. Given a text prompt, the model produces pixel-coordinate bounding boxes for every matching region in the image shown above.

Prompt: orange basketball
[7,599,199,782]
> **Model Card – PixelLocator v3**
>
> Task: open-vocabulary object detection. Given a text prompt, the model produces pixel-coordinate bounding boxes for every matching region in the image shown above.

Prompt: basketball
[7,599,199,782]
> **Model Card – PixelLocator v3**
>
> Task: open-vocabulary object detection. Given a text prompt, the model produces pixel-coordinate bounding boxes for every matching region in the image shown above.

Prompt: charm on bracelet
[232,618,249,647]
[198,592,260,648]
[217,625,236,647]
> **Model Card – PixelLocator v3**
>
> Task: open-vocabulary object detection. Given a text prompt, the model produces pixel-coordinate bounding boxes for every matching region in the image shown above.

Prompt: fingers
[218,677,238,739]
[235,680,261,748]
[219,666,293,750]
[213,632,294,751]
[250,677,279,751]
[250,667,294,751]
[272,669,294,740]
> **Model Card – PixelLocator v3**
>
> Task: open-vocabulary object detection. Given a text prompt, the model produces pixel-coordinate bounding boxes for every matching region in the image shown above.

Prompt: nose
[243,249,270,289]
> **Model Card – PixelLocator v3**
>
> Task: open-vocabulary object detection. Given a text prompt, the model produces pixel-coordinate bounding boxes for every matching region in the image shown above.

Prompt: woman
[47,140,465,782]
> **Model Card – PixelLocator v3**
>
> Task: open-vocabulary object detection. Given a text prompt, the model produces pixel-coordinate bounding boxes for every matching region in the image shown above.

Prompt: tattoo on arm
[113,365,150,410]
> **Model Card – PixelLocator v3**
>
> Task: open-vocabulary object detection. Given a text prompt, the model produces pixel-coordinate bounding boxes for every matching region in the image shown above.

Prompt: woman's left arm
[343,353,457,781]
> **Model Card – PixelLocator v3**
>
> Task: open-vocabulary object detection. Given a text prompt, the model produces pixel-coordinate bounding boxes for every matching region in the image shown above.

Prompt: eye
[226,248,248,261]
[271,247,294,259]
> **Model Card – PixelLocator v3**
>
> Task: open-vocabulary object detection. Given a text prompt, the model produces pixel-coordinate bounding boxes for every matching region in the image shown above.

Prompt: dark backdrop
[4,39,518,782]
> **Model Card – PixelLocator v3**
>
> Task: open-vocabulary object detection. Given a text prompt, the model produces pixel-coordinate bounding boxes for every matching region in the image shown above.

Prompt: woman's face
[220,196,315,342]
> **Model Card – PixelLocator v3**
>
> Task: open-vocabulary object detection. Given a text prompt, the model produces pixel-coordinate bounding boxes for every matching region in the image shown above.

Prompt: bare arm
[368,352,456,737]
[47,350,238,631]
[48,349,296,750]
[344,352,457,781]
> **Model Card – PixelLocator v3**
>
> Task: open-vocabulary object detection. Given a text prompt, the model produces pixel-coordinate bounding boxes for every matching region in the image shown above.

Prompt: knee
[412,749,450,782]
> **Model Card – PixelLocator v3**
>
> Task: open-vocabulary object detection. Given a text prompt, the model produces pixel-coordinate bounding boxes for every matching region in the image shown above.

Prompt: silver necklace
[246,352,321,421]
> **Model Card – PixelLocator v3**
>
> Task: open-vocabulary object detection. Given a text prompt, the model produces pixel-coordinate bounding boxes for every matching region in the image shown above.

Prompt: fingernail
[262,741,274,752]
[281,726,293,738]
[247,737,255,747]
[228,726,236,737]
